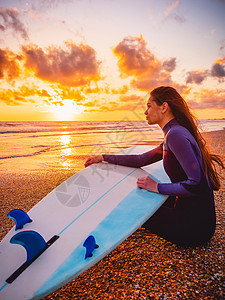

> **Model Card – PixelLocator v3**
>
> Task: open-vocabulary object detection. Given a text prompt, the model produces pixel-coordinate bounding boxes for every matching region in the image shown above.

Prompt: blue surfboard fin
[7,209,32,230]
[83,235,99,259]
[10,230,47,263]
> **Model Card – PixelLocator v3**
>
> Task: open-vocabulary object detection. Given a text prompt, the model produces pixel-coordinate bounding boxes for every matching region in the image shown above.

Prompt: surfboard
[0,145,170,300]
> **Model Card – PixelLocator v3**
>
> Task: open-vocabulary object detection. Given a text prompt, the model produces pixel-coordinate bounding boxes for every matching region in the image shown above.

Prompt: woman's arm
[102,144,163,168]
[157,132,204,197]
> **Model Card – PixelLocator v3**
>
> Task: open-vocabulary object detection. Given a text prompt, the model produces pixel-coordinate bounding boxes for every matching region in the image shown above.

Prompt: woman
[85,86,224,247]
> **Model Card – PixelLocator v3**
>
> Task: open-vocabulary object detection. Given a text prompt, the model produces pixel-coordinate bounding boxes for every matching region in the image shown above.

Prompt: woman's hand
[85,155,104,167]
[137,176,158,193]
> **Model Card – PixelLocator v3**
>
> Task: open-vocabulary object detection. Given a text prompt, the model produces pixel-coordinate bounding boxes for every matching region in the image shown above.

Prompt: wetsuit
[103,119,216,246]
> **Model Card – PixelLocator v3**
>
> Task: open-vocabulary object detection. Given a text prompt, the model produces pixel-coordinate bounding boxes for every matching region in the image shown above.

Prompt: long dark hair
[151,86,224,190]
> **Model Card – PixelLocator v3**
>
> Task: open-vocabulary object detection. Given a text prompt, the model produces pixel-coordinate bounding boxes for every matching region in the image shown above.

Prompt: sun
[52,100,80,121]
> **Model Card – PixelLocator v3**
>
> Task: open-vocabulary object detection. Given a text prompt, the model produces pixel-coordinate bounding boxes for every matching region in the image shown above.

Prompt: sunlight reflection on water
[60,133,72,168]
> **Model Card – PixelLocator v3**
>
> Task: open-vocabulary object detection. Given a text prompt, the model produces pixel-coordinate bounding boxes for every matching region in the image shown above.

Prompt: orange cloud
[82,84,129,96]
[214,57,225,65]
[22,41,101,86]
[36,89,51,97]
[131,72,172,91]
[0,79,89,108]
[0,84,50,105]
[113,35,161,78]
[0,88,34,105]
[111,85,129,95]
[0,48,21,81]
[59,87,85,103]
[90,94,143,113]
[85,86,101,94]
[188,88,225,109]
[120,94,142,103]
[113,35,181,91]
[81,92,143,113]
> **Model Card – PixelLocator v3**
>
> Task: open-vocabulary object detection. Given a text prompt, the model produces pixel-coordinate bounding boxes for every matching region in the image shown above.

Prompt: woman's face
[145,96,162,125]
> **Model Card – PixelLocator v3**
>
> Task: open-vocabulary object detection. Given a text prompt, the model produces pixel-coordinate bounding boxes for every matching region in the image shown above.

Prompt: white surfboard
[0,145,170,300]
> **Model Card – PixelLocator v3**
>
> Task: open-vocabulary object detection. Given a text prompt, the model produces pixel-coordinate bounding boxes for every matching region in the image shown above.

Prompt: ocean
[1,120,225,174]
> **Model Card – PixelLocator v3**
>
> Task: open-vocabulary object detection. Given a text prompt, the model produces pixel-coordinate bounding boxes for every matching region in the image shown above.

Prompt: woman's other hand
[137,176,158,193]
[85,155,104,167]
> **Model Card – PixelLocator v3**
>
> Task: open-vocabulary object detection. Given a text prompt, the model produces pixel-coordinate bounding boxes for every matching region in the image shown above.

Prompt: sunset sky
[0,0,225,121]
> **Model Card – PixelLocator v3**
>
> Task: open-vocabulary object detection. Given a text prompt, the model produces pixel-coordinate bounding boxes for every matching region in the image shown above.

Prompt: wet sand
[0,130,224,299]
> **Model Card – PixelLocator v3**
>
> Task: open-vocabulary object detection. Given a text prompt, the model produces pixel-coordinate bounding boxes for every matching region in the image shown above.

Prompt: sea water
[0,120,225,173]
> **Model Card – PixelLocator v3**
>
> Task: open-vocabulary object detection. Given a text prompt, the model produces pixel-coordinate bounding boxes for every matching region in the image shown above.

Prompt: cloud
[113,35,161,78]
[0,83,54,106]
[96,94,143,112]
[0,48,21,81]
[164,0,180,16]
[113,35,181,91]
[186,57,225,84]
[59,87,85,103]
[81,92,143,113]
[172,14,186,24]
[163,0,186,24]
[37,89,51,97]
[22,41,101,86]
[120,94,142,103]
[0,87,36,105]
[186,70,209,84]
[131,72,172,91]
[211,57,225,78]
[30,0,72,12]
[110,85,129,95]
[188,89,225,109]
[0,83,84,107]
[84,84,129,95]
[162,57,176,72]
[0,7,29,40]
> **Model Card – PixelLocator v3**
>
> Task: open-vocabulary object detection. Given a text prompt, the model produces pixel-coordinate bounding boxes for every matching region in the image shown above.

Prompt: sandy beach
[0,130,224,299]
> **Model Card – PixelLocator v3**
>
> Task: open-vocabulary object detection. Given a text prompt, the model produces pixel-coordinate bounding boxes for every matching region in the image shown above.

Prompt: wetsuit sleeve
[158,133,202,197]
[103,144,163,168]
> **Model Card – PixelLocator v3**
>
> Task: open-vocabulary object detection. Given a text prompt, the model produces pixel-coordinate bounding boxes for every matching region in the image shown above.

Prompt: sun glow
[51,100,82,121]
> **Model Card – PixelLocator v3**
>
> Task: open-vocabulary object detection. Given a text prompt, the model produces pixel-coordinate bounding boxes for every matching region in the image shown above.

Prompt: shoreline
[0,129,224,299]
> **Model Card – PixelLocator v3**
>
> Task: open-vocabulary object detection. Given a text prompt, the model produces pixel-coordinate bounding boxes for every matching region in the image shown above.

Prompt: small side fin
[83,235,99,259]
[7,209,32,230]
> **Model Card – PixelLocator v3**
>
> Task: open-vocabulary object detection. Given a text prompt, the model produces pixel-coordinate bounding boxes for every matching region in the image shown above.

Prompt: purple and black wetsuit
[103,119,216,246]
